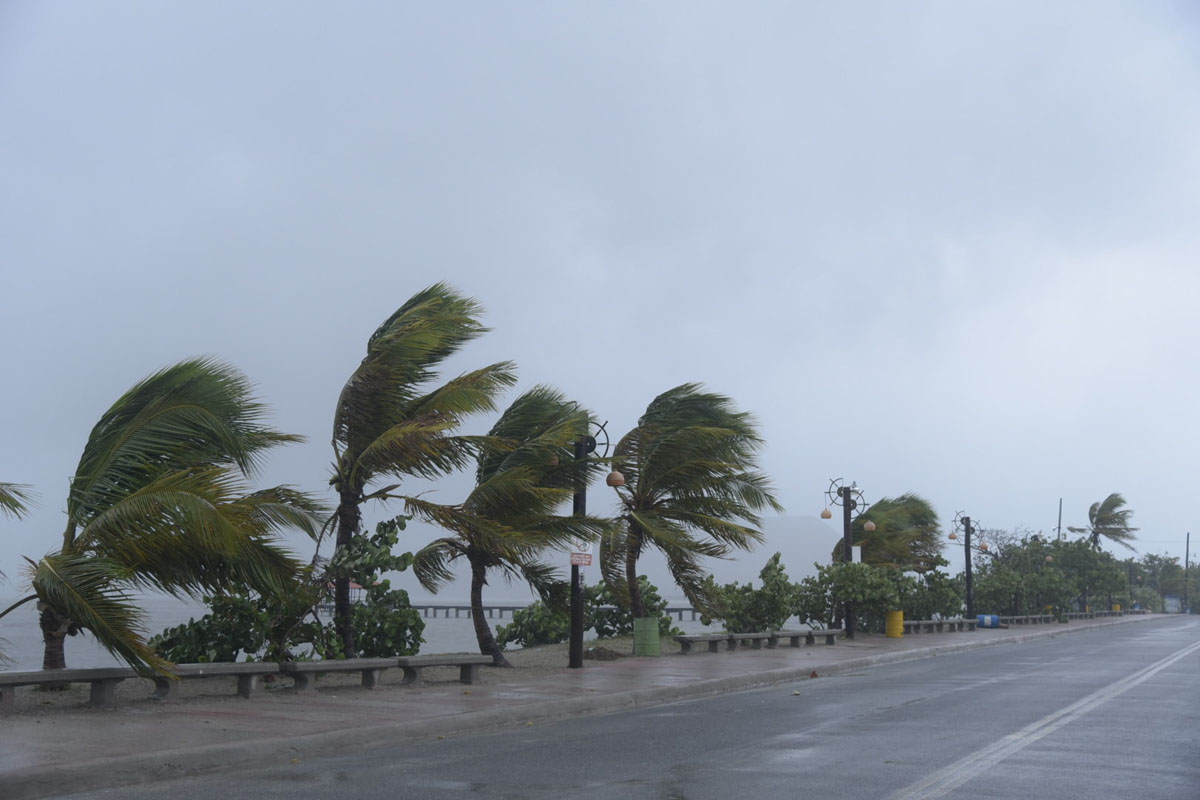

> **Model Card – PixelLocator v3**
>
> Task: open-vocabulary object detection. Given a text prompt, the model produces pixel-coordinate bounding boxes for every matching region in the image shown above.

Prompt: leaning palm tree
[409,387,610,666]
[842,493,943,573]
[0,358,323,674]
[328,284,516,656]
[603,384,783,617]
[1068,492,1138,550]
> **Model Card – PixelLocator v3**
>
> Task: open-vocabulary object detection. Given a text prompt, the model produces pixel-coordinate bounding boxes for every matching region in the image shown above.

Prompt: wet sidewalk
[1,614,1162,800]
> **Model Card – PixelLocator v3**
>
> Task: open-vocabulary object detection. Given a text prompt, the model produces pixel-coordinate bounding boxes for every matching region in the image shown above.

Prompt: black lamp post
[950,513,975,619]
[569,422,622,669]
[822,479,871,640]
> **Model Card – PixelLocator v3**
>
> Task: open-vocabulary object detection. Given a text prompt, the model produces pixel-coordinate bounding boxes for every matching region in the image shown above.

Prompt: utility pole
[1185,532,1191,615]
[1056,498,1063,541]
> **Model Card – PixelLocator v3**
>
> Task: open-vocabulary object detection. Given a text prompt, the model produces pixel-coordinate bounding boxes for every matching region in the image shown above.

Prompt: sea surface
[0,594,736,672]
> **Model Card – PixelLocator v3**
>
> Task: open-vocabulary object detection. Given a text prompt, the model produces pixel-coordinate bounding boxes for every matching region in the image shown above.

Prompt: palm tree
[842,493,943,573]
[0,358,323,674]
[328,284,516,656]
[409,387,610,666]
[1068,493,1138,550]
[604,384,783,618]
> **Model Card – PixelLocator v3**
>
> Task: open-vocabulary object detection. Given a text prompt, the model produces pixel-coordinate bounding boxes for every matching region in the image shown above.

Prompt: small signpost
[570,541,593,567]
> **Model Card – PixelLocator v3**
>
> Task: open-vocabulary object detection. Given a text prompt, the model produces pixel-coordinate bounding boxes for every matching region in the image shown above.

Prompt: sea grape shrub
[495,601,570,648]
[587,576,676,639]
[795,563,900,632]
[322,515,424,658]
[896,570,964,621]
[495,576,677,649]
[699,552,800,633]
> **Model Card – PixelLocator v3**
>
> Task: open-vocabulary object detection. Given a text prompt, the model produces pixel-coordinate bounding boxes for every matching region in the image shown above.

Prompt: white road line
[889,637,1200,800]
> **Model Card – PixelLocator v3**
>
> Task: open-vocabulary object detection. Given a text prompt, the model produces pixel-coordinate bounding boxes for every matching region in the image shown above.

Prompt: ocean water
[0,594,733,672]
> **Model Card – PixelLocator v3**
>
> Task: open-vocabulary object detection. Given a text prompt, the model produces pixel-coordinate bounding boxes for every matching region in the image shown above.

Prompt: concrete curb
[4,614,1163,800]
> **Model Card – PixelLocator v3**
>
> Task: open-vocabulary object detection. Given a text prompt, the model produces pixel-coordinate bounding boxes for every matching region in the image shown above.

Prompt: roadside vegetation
[1,283,1192,675]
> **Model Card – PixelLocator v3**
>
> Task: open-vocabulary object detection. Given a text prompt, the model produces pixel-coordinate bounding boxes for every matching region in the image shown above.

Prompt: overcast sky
[2,2,1197,601]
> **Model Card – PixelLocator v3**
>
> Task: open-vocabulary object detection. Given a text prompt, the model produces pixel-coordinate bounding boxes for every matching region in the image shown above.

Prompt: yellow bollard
[885,610,904,638]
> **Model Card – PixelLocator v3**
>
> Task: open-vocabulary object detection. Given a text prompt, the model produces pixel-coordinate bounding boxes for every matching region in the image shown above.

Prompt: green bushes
[495,576,676,649]
[150,516,425,662]
[700,553,799,633]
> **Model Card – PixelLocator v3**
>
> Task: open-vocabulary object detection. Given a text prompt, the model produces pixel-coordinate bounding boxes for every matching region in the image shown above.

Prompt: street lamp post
[950,513,975,619]
[823,479,870,640]
[569,422,623,669]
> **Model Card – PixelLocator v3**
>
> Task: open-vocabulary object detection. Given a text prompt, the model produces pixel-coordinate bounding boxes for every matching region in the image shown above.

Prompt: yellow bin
[885,610,904,638]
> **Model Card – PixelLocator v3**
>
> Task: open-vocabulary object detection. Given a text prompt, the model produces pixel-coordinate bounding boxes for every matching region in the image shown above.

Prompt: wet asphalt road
[59,618,1200,800]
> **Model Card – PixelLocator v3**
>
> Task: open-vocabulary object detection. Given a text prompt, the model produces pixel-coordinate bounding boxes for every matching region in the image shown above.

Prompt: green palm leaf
[28,553,170,674]
[0,483,34,518]
[66,358,299,538]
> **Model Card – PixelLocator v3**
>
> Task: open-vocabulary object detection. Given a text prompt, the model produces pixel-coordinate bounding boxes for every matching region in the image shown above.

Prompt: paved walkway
[1,614,1162,800]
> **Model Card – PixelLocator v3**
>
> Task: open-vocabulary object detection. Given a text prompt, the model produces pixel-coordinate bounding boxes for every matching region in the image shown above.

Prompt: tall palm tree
[604,384,783,618]
[842,493,943,573]
[1068,493,1138,550]
[0,358,322,674]
[408,387,610,666]
[328,284,516,657]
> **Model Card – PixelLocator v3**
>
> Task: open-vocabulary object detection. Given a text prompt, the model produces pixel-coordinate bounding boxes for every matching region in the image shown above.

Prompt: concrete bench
[904,619,975,634]
[395,655,493,685]
[768,630,806,647]
[730,632,775,650]
[675,634,734,654]
[802,629,841,645]
[0,667,136,713]
[280,658,398,691]
[152,662,282,700]
[768,628,835,647]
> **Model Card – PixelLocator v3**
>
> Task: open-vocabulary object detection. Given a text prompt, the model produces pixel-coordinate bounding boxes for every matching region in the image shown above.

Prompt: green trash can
[633,617,660,656]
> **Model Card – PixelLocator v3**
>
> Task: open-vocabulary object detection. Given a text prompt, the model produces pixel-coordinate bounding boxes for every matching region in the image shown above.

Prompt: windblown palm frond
[0,483,34,518]
[848,493,943,573]
[1067,492,1138,550]
[606,384,782,617]
[28,553,170,674]
[65,357,300,541]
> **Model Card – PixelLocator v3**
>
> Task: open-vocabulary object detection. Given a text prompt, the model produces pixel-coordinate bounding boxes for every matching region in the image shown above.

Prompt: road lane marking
[889,637,1200,800]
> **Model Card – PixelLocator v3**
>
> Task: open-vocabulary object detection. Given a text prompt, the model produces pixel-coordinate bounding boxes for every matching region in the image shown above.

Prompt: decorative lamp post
[824,478,869,639]
[569,422,622,669]
[950,512,979,618]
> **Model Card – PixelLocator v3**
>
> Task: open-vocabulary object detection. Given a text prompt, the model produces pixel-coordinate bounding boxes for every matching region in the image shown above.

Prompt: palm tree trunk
[334,490,360,658]
[39,603,70,687]
[469,555,509,667]
[625,534,645,618]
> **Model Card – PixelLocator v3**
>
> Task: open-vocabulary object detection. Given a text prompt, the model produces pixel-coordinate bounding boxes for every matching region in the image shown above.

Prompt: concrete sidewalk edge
[5,615,1160,800]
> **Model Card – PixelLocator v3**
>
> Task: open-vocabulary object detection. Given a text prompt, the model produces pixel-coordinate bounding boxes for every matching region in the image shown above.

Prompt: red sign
[570,552,592,566]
